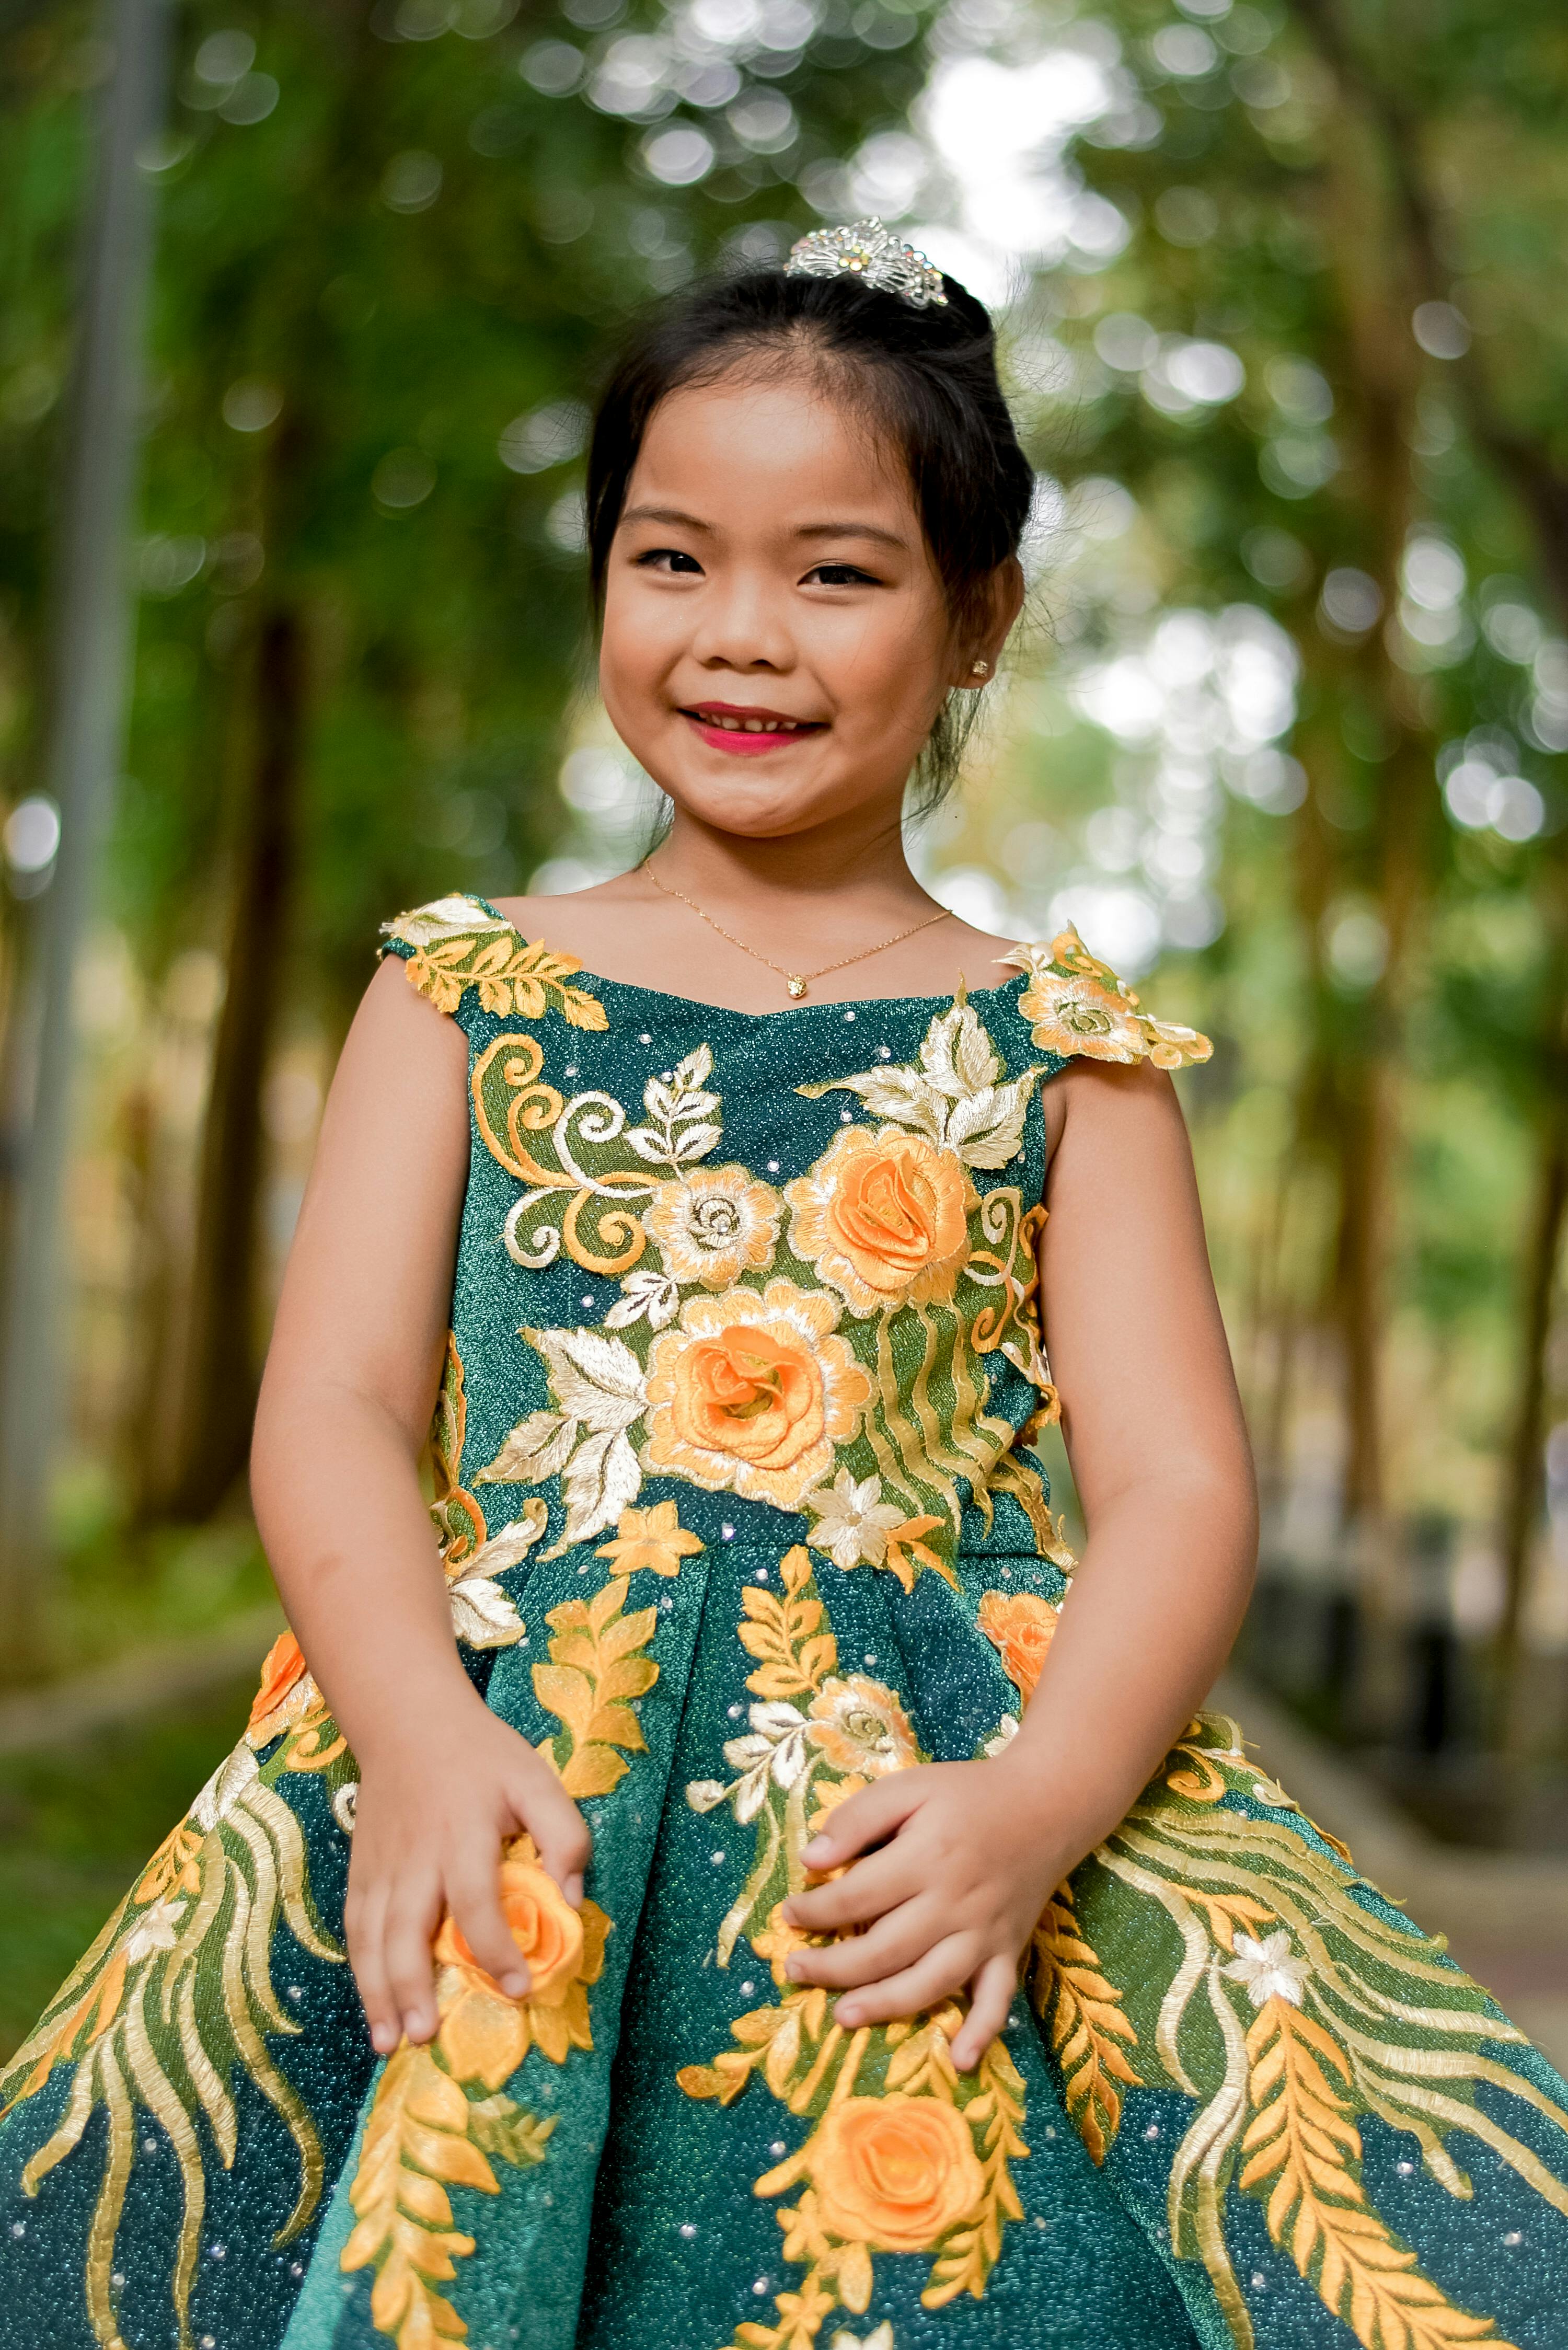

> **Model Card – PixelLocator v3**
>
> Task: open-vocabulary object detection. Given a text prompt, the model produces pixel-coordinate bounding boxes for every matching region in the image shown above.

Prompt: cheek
[599,583,680,710]
[815,594,953,728]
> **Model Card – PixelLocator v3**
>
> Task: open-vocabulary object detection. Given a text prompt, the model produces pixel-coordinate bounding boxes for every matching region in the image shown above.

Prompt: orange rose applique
[246,1630,321,1748]
[433,1838,609,2087]
[786,1125,976,1318]
[977,1588,1059,1705]
[642,1278,871,1511]
[809,2093,985,2253]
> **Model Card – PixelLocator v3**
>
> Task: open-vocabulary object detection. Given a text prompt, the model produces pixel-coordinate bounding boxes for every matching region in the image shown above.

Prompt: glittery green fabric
[3,893,1567,2350]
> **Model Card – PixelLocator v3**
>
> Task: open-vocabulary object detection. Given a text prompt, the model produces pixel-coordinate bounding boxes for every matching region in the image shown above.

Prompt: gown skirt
[3,896,1565,2350]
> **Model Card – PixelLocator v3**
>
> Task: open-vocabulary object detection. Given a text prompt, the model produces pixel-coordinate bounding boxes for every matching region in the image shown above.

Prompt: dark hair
[584,263,1034,804]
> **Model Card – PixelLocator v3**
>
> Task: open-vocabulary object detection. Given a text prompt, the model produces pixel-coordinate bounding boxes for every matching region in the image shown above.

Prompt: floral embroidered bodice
[380,894,1212,1606]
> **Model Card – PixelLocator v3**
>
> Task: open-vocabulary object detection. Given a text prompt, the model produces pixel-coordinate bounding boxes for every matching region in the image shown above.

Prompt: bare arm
[251,958,589,2055]
[1017,1054,1258,1838]
[780,1057,1256,2067]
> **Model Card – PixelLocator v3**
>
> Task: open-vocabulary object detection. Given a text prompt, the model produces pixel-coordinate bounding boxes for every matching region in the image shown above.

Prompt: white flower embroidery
[381,893,510,948]
[605,1268,680,1330]
[444,1504,546,1650]
[798,998,1042,1170]
[720,1701,812,1822]
[645,1163,782,1288]
[804,1470,907,1571]
[983,1713,1021,1758]
[831,2326,895,2350]
[122,1897,187,1964]
[480,1327,648,1552]
[1221,1929,1310,2009]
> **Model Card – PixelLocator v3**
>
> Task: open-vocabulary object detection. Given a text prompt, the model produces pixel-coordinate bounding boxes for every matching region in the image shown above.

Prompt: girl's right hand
[343,1691,592,2055]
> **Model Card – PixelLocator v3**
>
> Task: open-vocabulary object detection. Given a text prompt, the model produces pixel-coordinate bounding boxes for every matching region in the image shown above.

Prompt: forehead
[628,371,918,531]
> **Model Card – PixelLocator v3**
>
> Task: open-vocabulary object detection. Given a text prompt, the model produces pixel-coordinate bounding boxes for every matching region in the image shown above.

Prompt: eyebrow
[620,504,909,551]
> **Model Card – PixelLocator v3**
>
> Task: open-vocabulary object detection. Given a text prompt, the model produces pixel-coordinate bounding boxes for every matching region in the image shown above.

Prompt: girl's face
[600,370,1007,841]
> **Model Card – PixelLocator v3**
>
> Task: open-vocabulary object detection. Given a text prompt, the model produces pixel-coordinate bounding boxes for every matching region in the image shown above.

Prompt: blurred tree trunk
[1312,87,1430,1702]
[1293,0,1568,1742]
[0,0,169,1679]
[159,605,305,1519]
[1495,897,1568,1736]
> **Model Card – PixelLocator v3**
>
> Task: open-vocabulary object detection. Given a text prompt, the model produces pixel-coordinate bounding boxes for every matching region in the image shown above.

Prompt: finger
[782,1846,913,1933]
[345,1886,401,2057]
[800,1772,926,1871]
[787,1903,943,1990]
[447,1862,529,2000]
[383,1880,443,2044]
[832,1935,975,2031]
[950,1953,1018,2074]
[515,1769,593,1907]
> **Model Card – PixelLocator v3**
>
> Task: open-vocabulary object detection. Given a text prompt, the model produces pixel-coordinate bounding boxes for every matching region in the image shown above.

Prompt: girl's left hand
[777,1753,1074,2073]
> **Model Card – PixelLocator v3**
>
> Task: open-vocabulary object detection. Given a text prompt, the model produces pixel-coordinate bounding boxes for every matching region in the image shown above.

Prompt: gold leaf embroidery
[1029,1885,1140,2166]
[1067,1710,1568,2344]
[532,1573,660,1800]
[918,2036,1028,2308]
[394,921,608,1031]
[737,1545,838,1701]
[684,1997,1024,2349]
[681,1557,1027,2350]
[341,2043,552,2347]
[1,1739,342,2348]
[1239,1996,1513,2348]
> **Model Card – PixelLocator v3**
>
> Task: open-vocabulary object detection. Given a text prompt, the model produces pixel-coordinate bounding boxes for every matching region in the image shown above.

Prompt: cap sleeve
[998,926,1211,1071]
[377,893,608,1029]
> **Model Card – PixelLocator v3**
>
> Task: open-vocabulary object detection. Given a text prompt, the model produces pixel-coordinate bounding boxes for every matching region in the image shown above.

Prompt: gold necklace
[642,859,953,1000]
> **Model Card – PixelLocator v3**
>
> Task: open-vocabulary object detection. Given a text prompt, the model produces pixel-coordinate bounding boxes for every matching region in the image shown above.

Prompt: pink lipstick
[681,701,824,757]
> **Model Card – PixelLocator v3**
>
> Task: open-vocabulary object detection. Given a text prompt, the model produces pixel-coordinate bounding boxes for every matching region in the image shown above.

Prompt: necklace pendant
[786,974,808,1000]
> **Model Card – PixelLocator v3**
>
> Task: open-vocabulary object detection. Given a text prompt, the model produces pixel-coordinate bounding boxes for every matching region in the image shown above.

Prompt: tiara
[785,217,948,311]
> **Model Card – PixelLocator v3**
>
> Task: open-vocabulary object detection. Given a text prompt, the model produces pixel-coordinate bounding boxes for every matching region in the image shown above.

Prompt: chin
[667,768,874,839]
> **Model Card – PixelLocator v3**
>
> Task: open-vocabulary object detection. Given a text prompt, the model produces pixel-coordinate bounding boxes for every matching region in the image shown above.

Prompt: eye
[636,546,704,575]
[803,561,880,588]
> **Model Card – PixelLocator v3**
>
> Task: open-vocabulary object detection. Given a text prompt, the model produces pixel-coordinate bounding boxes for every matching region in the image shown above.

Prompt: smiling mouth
[680,703,826,746]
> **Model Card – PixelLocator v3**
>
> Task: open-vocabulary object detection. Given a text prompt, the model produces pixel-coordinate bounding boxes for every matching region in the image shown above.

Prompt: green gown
[3,892,1566,2350]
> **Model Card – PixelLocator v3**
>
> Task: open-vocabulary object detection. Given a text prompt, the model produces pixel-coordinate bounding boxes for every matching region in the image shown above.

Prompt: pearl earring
[971,658,989,677]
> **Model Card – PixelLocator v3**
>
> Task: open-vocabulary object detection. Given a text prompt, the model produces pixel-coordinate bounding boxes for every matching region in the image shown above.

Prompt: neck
[649,802,932,915]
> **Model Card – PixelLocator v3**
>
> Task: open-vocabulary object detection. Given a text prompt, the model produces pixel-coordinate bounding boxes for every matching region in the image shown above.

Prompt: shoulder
[377,893,608,1031]
[997,926,1211,1072]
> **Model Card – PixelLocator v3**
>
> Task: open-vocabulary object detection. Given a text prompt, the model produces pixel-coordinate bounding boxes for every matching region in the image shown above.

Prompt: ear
[953,556,1026,691]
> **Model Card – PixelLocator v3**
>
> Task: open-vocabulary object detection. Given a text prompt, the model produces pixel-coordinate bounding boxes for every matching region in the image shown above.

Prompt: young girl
[3,225,1566,2350]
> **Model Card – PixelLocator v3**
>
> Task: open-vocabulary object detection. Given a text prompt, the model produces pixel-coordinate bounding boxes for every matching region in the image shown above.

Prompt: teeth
[698,713,800,732]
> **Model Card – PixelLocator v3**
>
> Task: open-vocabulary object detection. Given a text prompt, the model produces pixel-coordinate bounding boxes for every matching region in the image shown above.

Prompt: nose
[688,565,795,675]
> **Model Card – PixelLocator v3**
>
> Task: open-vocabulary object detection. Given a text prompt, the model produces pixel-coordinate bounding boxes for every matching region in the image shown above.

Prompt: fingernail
[784,1955,802,1980]
[563,1873,584,1908]
[405,2012,430,2040]
[779,1902,798,1925]
[801,1837,831,1863]
[501,1972,527,1998]
[837,2003,860,2024]
[371,2023,396,2054]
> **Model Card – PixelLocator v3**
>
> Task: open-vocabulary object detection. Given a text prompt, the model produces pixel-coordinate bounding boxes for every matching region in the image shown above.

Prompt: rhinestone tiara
[785,217,948,311]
